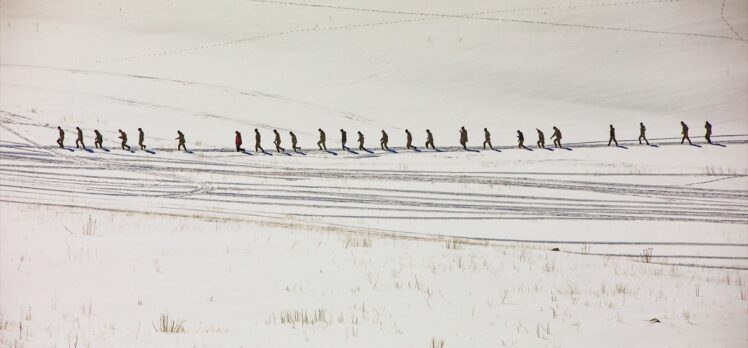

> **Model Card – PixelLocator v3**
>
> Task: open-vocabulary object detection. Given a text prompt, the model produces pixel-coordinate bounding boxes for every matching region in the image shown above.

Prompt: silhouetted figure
[235,131,244,152]
[608,125,618,147]
[405,129,416,150]
[425,129,435,149]
[483,128,493,150]
[118,129,131,151]
[459,126,468,150]
[317,129,327,151]
[638,122,649,145]
[56,127,65,148]
[680,121,692,145]
[138,128,146,150]
[176,130,187,151]
[94,130,103,149]
[357,131,365,150]
[254,128,264,152]
[273,129,285,153]
[340,129,349,151]
[290,131,300,152]
[75,127,86,149]
[380,130,390,151]
[705,121,712,144]
[551,126,562,148]
[517,130,527,149]
[536,129,545,148]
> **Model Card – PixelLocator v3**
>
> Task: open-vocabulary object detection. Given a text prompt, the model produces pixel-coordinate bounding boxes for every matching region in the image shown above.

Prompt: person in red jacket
[235,131,244,152]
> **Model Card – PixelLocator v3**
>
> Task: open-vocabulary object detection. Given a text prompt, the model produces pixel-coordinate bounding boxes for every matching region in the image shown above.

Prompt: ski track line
[1,194,745,269]
[0,65,395,130]
[3,146,747,224]
[90,0,709,64]
[246,0,747,42]
[721,0,745,41]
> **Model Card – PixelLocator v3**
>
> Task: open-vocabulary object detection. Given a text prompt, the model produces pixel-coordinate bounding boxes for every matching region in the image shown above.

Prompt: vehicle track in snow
[2,111,747,269]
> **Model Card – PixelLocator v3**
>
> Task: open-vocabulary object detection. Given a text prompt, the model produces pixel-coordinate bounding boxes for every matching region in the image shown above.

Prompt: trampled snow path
[2,112,746,269]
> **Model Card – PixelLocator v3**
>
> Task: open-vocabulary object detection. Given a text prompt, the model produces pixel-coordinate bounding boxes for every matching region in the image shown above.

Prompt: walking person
[290,131,301,152]
[638,122,649,145]
[551,126,562,148]
[357,131,366,151]
[118,129,131,151]
[176,130,187,151]
[517,130,527,149]
[680,121,692,145]
[56,126,65,148]
[317,128,327,151]
[340,129,349,151]
[380,130,390,151]
[459,126,468,150]
[483,128,493,150]
[75,127,86,149]
[254,128,264,152]
[405,129,416,150]
[425,129,435,149]
[235,131,244,152]
[705,121,712,144]
[138,128,146,150]
[536,128,545,148]
[94,130,103,149]
[608,125,618,147]
[273,129,285,153]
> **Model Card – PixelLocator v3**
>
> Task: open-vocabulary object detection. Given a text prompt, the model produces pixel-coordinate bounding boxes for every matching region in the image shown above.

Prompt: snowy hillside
[1,0,747,347]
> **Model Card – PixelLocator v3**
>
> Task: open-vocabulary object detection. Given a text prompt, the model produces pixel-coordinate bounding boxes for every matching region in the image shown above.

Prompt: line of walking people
[56,121,715,153]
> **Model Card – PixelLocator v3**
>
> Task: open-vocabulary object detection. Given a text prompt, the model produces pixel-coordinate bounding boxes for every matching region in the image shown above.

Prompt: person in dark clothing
[235,131,244,152]
[290,131,300,152]
[56,127,65,148]
[680,121,692,145]
[380,130,390,151]
[608,125,618,147]
[536,129,545,148]
[638,122,649,145]
[483,128,493,150]
[254,128,264,152]
[176,130,186,151]
[75,127,86,149]
[118,129,131,151]
[340,129,349,151]
[138,128,146,150]
[317,128,327,151]
[405,129,416,150]
[705,121,712,144]
[94,130,103,149]
[273,129,285,153]
[551,126,562,148]
[459,126,468,150]
[357,131,365,150]
[425,129,435,149]
[517,130,527,149]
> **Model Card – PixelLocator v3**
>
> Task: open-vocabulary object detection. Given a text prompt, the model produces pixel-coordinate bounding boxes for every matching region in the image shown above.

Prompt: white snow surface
[1,0,747,346]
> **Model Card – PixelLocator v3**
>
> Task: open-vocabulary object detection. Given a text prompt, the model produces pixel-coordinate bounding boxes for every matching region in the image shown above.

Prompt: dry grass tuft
[153,314,185,333]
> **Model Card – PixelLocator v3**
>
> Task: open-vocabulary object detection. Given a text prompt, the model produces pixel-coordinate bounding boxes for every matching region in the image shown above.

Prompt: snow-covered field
[1,0,747,346]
